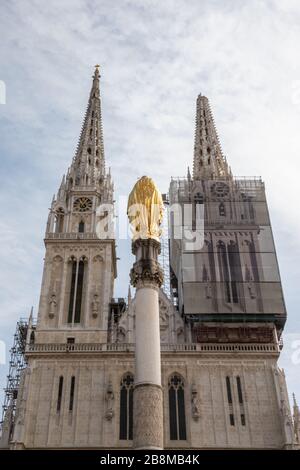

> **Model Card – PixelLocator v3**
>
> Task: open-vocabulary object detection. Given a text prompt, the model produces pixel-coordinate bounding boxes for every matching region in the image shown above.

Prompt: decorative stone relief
[91,294,100,318]
[133,384,163,449]
[105,381,114,421]
[48,293,57,319]
[159,299,168,330]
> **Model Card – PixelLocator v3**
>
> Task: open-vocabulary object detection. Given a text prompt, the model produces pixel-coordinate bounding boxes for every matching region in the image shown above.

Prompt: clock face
[73,197,92,212]
[210,182,230,199]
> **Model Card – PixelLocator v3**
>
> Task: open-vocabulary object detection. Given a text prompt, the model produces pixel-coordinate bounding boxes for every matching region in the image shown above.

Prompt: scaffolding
[159,194,171,299]
[0,319,28,437]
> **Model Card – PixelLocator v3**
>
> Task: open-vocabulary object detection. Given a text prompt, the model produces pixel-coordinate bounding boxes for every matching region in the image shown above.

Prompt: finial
[127,176,164,242]
[28,306,33,326]
[94,64,100,77]
[293,393,298,406]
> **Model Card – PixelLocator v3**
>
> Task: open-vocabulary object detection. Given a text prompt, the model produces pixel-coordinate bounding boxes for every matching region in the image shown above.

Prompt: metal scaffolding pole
[0,319,28,440]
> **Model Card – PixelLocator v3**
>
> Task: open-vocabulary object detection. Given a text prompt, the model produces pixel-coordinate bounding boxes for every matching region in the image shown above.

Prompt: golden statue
[127,176,164,242]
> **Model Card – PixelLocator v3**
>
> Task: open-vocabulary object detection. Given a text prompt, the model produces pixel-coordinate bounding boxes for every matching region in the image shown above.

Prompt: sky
[0,0,299,410]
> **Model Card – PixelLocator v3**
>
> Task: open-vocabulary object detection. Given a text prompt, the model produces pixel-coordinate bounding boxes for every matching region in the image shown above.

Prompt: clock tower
[36,65,116,343]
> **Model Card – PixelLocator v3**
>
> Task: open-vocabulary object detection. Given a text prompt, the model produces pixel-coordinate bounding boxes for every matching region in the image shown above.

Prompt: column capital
[130,238,163,288]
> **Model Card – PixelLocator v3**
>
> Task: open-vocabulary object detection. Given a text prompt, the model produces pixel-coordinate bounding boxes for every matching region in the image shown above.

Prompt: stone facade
[6,345,296,449]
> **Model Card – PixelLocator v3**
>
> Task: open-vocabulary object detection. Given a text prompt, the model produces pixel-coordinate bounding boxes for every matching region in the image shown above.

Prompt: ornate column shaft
[130,238,164,450]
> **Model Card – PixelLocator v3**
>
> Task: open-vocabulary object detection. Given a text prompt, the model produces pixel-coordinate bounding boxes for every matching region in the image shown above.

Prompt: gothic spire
[71,65,105,185]
[193,94,230,180]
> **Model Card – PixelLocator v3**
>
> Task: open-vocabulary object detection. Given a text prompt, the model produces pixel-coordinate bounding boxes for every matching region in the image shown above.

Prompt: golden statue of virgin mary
[127,176,164,242]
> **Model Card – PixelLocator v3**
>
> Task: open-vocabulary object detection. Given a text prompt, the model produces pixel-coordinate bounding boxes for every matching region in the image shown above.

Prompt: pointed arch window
[226,376,235,426]
[119,373,134,440]
[217,241,242,304]
[69,376,76,412]
[217,241,231,303]
[168,374,187,440]
[219,202,226,216]
[193,192,204,230]
[228,241,242,304]
[78,221,85,233]
[67,257,86,324]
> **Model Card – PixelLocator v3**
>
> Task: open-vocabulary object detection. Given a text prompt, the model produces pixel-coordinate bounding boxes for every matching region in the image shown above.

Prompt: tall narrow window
[228,241,243,304]
[169,374,187,440]
[218,241,243,304]
[57,376,64,413]
[226,376,234,426]
[69,376,75,412]
[68,260,77,323]
[236,376,246,426]
[55,208,64,233]
[226,376,233,404]
[78,221,85,233]
[119,374,134,440]
[236,376,243,403]
[218,242,231,303]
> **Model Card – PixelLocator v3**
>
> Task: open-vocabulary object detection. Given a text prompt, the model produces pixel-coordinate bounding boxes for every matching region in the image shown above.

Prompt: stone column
[130,238,164,450]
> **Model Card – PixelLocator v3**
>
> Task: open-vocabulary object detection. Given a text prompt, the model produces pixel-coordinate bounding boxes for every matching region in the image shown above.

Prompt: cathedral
[1,66,300,450]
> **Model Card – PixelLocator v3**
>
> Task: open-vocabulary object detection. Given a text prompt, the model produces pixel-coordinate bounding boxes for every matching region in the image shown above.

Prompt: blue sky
[0,0,300,406]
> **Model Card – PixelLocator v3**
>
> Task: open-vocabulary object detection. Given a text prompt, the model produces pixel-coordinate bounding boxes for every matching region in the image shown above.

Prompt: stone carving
[159,300,168,330]
[281,398,294,432]
[48,293,57,319]
[191,383,200,421]
[193,325,273,343]
[105,381,114,421]
[91,294,100,318]
[133,384,163,449]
